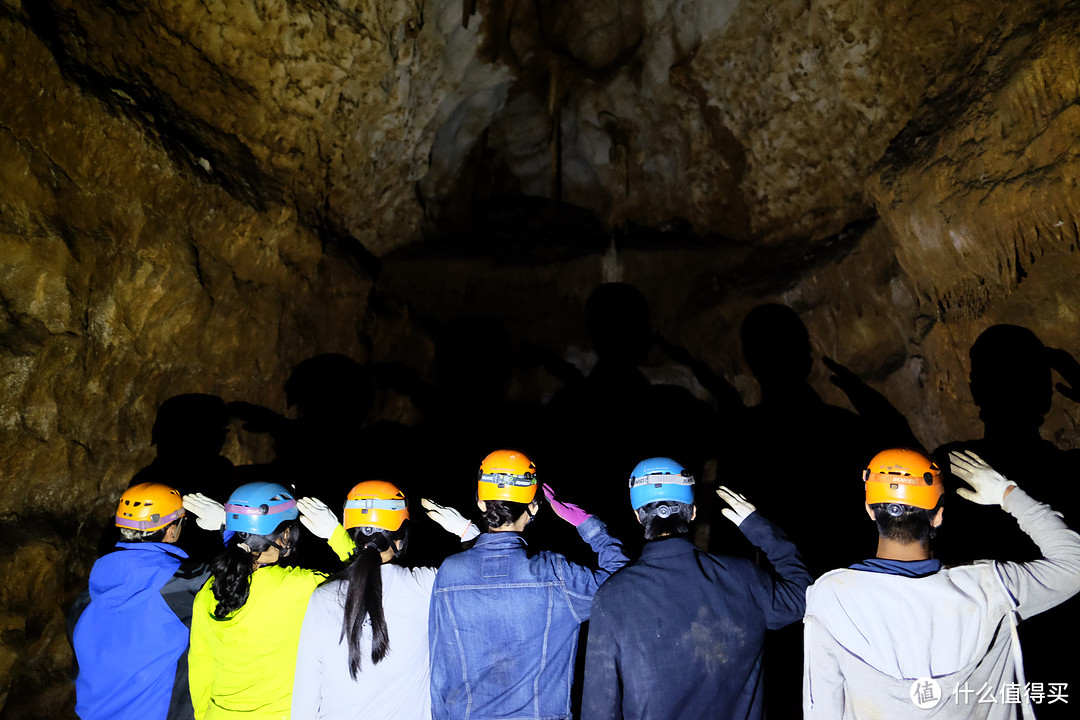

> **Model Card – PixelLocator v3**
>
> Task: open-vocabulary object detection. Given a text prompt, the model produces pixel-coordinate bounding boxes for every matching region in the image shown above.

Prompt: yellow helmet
[344,480,409,532]
[115,483,185,531]
[863,449,943,510]
[477,450,538,504]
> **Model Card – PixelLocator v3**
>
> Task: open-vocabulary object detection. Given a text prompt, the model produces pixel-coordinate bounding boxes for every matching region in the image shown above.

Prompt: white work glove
[716,486,756,527]
[421,498,480,541]
[182,493,225,532]
[949,450,1016,506]
[297,497,340,539]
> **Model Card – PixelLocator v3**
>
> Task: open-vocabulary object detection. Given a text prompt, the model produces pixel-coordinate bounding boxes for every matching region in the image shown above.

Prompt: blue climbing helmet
[224,482,299,535]
[629,457,695,510]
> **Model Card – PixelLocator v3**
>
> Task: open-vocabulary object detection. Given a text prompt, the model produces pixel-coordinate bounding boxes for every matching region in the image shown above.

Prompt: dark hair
[331,524,409,678]
[209,518,300,619]
[479,497,540,530]
[870,499,944,545]
[636,501,694,540]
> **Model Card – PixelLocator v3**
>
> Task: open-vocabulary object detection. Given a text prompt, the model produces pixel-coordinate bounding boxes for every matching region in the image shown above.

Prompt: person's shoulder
[391,563,438,592]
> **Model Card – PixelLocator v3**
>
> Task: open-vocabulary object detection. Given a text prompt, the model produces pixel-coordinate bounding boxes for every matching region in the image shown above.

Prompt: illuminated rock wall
[3,0,1080,714]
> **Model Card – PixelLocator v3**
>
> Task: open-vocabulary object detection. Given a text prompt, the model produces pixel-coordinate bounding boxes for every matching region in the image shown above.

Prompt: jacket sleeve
[803,610,846,719]
[561,516,630,620]
[995,487,1080,620]
[291,592,326,720]
[738,512,812,628]
[188,586,214,720]
[428,590,453,720]
[328,524,356,562]
[580,592,623,720]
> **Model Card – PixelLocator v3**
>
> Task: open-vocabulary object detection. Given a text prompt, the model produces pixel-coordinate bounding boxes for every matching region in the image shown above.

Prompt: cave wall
[0,9,373,714]
[2,0,1080,715]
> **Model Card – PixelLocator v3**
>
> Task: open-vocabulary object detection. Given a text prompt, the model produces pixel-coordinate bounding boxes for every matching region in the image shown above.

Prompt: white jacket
[292,564,437,720]
[804,488,1080,719]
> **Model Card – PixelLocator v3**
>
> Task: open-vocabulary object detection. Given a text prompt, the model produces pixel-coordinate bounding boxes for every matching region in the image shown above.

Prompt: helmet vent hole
[889,483,899,490]
[924,472,934,485]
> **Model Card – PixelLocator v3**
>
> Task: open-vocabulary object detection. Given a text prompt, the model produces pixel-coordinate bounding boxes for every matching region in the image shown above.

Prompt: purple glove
[542,484,590,527]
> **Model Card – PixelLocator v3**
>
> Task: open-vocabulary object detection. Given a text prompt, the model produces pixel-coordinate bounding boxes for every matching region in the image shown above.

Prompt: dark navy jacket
[70,542,208,720]
[581,513,810,720]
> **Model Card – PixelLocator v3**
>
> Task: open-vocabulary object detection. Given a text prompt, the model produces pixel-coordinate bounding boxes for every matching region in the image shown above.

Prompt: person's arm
[717,486,811,627]
[995,488,1080,618]
[545,483,629,577]
[291,594,326,720]
[950,450,1080,619]
[803,610,846,718]
[428,591,452,720]
[580,594,623,720]
[188,587,214,720]
[542,484,630,617]
[297,497,356,561]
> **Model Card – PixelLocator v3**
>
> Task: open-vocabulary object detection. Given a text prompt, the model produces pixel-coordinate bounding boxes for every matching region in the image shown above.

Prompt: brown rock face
[3,0,1080,715]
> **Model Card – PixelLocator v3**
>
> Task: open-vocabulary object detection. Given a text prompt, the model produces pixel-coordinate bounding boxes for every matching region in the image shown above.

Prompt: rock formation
[2,0,1080,714]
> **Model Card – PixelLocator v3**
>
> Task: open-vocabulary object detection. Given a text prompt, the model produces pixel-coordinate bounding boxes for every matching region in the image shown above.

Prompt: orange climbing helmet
[344,480,409,532]
[115,482,186,531]
[477,449,538,504]
[863,448,944,510]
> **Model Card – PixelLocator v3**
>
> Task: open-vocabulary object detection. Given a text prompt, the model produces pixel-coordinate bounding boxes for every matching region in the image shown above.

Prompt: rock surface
[3,0,1080,715]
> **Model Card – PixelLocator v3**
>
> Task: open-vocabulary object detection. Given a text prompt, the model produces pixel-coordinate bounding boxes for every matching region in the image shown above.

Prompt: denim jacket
[430,515,628,720]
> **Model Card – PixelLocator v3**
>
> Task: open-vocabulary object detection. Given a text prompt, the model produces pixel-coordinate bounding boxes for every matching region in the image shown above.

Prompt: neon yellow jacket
[189,526,354,720]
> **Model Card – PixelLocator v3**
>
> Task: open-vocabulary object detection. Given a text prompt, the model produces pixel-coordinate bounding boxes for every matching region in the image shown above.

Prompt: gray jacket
[804,488,1080,719]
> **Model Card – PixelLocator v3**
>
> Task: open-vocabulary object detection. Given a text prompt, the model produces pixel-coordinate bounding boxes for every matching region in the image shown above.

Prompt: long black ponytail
[334,524,407,678]
[210,518,300,619]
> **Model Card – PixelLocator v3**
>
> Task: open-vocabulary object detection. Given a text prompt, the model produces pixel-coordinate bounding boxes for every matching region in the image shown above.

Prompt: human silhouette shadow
[542,283,721,560]
[734,304,921,575]
[372,317,556,565]
[228,353,428,570]
[107,393,237,563]
[934,325,1080,718]
[733,304,923,720]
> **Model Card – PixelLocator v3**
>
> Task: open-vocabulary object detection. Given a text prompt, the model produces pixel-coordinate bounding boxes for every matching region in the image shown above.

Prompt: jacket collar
[639,535,695,559]
[474,531,529,550]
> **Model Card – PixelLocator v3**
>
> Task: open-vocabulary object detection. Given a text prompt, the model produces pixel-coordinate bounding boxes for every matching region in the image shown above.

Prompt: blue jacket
[429,515,628,720]
[72,542,208,720]
[581,513,810,720]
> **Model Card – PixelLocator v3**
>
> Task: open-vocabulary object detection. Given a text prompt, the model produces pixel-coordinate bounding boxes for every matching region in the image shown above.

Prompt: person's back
[804,449,1080,719]
[187,483,355,720]
[72,483,204,720]
[581,458,810,720]
[292,481,477,720]
[428,450,628,720]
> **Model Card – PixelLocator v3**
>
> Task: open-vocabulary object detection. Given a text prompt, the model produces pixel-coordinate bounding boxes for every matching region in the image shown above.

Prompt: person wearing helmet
[580,457,810,720]
[187,481,356,720]
[291,481,479,720]
[429,449,629,720]
[70,483,221,720]
[803,449,1080,719]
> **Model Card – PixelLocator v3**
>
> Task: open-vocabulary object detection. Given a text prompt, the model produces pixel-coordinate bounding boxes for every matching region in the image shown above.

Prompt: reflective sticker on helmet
[225,499,297,516]
[479,473,536,488]
[628,472,695,488]
[344,498,407,511]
